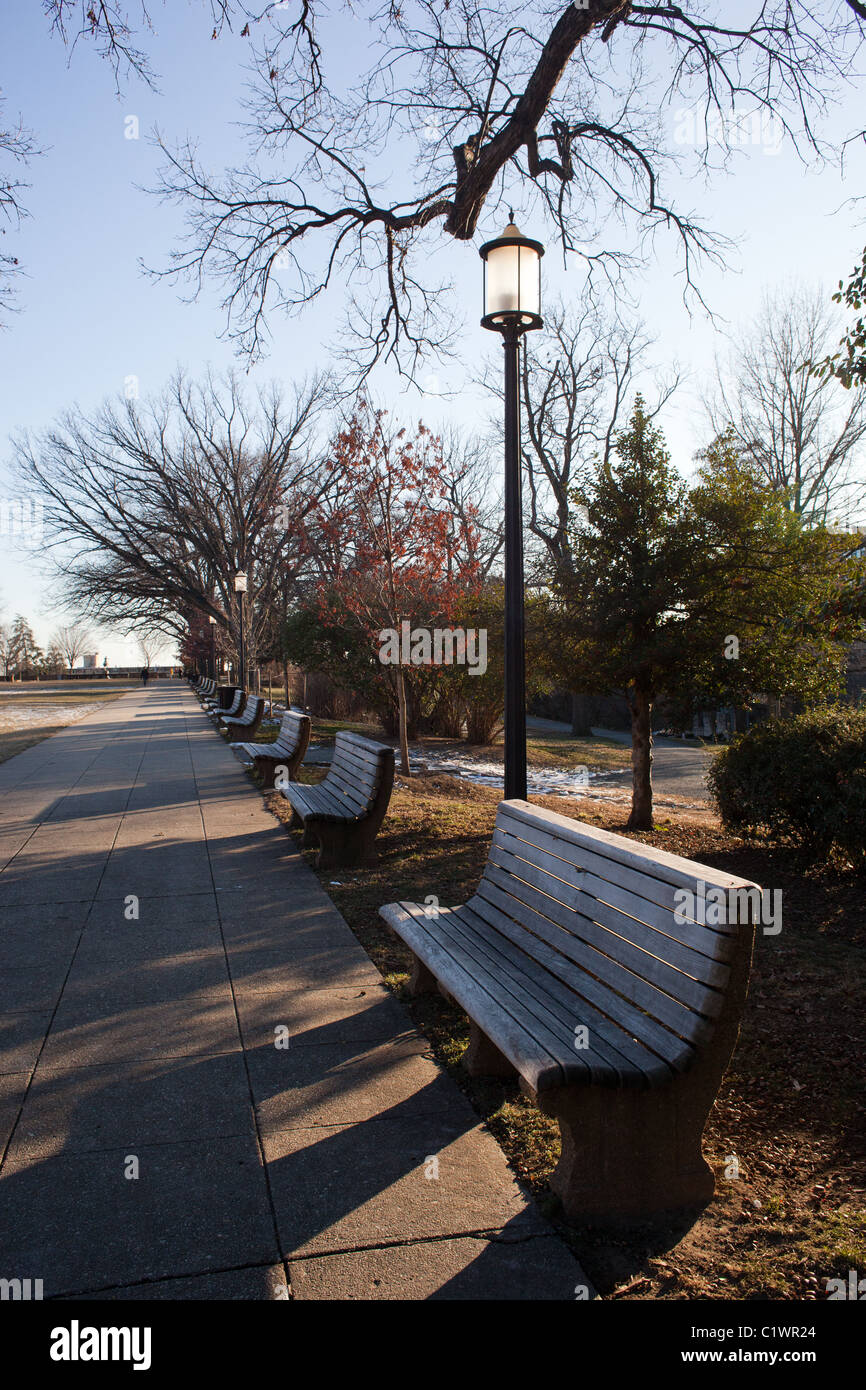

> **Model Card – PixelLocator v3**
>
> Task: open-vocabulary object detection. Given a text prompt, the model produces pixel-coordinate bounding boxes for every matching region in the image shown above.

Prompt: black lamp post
[234,570,248,691]
[208,615,216,681]
[480,215,544,801]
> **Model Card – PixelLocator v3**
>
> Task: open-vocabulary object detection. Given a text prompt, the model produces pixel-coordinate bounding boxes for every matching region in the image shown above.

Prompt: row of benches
[190,678,394,870]
[187,673,760,1226]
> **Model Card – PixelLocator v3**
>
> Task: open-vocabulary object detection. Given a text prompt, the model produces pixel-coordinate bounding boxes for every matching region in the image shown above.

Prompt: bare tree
[137,630,166,668]
[511,300,678,574]
[151,2,866,377]
[0,622,15,679]
[52,620,93,670]
[437,424,503,581]
[706,285,866,525]
[14,371,340,670]
[1,3,319,322]
[0,97,39,320]
[41,2,303,85]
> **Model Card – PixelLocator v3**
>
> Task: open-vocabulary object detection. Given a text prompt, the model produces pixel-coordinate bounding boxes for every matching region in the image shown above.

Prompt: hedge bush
[706,707,866,868]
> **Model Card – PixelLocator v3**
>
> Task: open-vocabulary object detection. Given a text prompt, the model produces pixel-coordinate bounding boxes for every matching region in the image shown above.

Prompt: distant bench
[208,689,243,721]
[221,695,265,740]
[379,799,759,1226]
[235,710,311,789]
[281,731,394,868]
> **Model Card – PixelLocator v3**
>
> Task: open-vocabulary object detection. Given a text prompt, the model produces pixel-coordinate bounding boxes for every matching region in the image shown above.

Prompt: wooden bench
[281,731,394,868]
[234,710,312,789]
[379,799,760,1226]
[208,688,243,720]
[221,695,265,739]
[208,684,242,712]
[194,677,215,698]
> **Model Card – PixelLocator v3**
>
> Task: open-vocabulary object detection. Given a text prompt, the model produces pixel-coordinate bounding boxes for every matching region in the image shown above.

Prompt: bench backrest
[272,710,311,756]
[222,689,244,716]
[470,800,761,1075]
[232,695,263,725]
[216,685,242,710]
[325,732,395,812]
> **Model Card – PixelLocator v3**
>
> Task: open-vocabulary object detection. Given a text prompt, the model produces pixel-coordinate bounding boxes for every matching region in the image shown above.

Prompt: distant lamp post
[480,214,544,801]
[208,615,217,681]
[234,570,248,690]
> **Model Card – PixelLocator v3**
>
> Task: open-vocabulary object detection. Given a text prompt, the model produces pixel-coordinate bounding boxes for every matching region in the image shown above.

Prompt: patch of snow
[409,749,624,798]
[0,701,105,730]
[407,747,708,812]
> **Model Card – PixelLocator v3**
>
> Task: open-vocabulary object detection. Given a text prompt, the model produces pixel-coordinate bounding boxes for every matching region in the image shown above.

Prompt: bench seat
[222,695,265,738]
[208,689,243,720]
[380,798,760,1225]
[282,731,394,867]
[235,710,312,788]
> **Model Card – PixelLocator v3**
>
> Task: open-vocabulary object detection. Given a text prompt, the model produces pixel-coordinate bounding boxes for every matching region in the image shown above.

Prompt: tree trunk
[626,685,654,830]
[570,691,593,737]
[282,658,289,707]
[397,667,411,775]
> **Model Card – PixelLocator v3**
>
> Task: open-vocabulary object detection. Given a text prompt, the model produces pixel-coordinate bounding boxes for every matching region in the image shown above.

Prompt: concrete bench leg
[314,823,377,869]
[406,952,439,995]
[255,758,278,790]
[537,1075,715,1227]
[538,901,755,1227]
[464,1021,518,1079]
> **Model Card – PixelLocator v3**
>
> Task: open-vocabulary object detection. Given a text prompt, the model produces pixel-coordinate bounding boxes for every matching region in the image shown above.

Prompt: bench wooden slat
[325,766,375,809]
[284,782,364,822]
[238,741,290,758]
[451,902,678,1084]
[313,785,368,819]
[493,816,736,944]
[484,841,730,1006]
[491,823,737,961]
[427,905,627,1083]
[379,902,578,1093]
[339,731,385,758]
[332,740,385,774]
[477,868,714,1054]
[499,799,751,893]
[327,754,384,798]
[474,872,715,1052]
[285,785,337,817]
[330,750,382,790]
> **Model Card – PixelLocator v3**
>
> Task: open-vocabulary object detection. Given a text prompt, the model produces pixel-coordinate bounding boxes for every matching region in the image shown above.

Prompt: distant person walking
[140,666,149,687]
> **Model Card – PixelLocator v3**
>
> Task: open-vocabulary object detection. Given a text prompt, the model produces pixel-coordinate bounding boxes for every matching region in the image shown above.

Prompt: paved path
[0,682,588,1300]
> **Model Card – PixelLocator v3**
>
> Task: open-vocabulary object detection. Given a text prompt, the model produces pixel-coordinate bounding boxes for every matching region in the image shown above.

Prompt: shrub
[707,707,866,868]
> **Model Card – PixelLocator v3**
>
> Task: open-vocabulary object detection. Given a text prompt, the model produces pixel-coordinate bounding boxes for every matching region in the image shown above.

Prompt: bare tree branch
[150,1,866,377]
[705,283,866,525]
[13,370,340,666]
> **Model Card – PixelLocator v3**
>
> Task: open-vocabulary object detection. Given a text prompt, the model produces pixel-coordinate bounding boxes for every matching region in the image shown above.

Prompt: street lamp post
[234,570,248,692]
[208,615,216,681]
[480,215,544,801]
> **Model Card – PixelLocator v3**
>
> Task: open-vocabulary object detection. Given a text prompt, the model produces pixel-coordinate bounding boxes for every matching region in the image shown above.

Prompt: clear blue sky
[1,3,864,664]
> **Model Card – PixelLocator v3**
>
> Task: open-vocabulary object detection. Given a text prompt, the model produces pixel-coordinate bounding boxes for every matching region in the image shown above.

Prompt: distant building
[82,653,98,669]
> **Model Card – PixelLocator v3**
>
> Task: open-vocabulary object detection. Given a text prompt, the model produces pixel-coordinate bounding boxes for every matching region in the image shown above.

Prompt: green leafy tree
[553,403,864,829]
[812,248,866,390]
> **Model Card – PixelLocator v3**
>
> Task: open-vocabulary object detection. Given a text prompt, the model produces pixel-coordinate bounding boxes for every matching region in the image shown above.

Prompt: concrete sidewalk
[0,681,589,1300]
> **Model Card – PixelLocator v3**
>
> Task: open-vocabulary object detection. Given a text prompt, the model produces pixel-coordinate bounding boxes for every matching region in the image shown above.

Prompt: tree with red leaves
[315,403,483,773]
